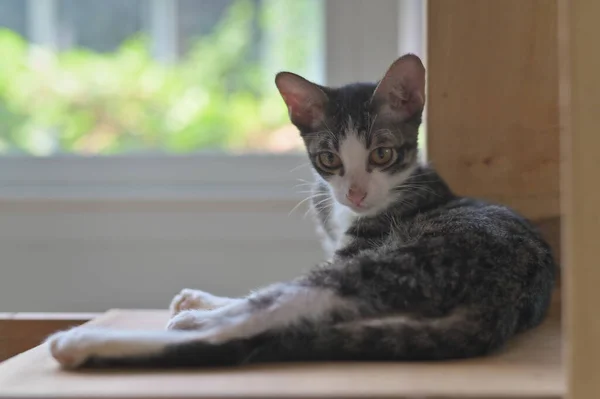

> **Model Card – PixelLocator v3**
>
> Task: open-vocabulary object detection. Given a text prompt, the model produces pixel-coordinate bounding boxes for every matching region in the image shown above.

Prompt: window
[0,0,323,155]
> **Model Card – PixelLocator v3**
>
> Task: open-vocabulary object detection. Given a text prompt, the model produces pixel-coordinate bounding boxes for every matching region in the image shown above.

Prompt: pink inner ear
[372,54,426,120]
[281,92,302,112]
[281,92,323,127]
[388,85,423,117]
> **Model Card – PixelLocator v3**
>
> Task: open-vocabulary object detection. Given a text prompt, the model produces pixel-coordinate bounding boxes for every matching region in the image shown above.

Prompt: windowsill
[0,153,312,203]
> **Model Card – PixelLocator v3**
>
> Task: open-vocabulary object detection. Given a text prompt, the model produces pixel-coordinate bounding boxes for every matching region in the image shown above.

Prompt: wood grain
[536,216,561,275]
[558,0,600,398]
[427,0,560,222]
[0,306,563,399]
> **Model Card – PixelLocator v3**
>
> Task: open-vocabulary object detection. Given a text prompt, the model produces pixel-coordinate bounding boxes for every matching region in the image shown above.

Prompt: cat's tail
[48,307,510,369]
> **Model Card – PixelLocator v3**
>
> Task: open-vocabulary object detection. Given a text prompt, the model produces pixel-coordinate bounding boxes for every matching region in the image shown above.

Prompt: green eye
[369,147,396,166]
[317,152,342,170]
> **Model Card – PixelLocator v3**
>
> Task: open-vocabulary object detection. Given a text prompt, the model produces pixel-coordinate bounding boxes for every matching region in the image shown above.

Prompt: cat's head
[276,54,425,216]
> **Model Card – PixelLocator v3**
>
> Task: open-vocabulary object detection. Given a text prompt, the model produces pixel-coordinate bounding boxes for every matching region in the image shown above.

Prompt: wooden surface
[0,303,563,399]
[558,0,600,398]
[0,313,97,362]
[427,1,560,223]
[536,216,561,273]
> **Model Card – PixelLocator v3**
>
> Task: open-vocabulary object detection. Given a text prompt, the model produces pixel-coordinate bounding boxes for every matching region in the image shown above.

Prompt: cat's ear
[275,72,328,129]
[371,54,425,121]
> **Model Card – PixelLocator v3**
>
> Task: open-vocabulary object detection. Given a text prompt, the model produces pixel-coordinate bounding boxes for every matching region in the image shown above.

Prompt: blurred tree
[0,0,322,155]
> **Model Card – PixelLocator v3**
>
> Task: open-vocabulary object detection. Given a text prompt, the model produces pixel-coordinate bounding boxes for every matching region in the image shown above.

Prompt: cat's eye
[317,152,342,170]
[369,147,396,166]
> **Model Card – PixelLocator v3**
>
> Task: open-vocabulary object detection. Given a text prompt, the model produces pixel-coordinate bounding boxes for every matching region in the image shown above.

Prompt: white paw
[47,328,104,369]
[166,310,212,331]
[169,289,215,316]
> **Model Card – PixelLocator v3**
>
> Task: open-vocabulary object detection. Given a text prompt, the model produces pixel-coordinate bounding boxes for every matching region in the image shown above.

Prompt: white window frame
[26,0,58,49]
[149,0,178,63]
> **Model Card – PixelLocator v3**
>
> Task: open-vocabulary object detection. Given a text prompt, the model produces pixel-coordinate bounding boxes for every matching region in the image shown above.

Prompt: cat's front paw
[47,328,103,369]
[169,289,214,316]
[166,309,212,331]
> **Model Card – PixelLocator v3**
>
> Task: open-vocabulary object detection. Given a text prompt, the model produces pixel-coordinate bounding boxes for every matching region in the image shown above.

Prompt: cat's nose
[346,187,367,206]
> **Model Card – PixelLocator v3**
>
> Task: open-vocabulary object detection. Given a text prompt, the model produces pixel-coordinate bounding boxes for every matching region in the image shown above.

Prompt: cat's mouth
[336,193,385,215]
[345,202,374,215]
[342,196,394,216]
[348,203,368,211]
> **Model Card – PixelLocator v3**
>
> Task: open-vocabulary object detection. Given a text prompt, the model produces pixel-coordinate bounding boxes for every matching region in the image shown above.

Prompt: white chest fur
[319,201,359,259]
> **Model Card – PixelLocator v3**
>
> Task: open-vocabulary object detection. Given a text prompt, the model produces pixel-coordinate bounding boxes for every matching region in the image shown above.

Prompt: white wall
[0,198,322,312]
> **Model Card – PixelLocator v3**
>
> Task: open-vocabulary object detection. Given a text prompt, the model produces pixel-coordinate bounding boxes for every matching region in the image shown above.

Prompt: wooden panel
[558,0,600,398]
[0,313,95,362]
[0,306,563,398]
[427,1,560,222]
[537,216,561,274]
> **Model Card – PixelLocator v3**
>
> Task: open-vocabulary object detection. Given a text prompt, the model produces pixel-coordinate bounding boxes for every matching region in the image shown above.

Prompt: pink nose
[346,187,367,206]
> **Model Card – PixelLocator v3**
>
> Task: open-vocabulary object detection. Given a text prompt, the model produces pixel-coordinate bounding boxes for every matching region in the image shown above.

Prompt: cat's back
[410,196,545,243]
[403,196,555,288]
[392,196,556,329]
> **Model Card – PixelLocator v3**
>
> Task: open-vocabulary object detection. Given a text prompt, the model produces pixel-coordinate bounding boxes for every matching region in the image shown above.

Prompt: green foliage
[0,0,308,155]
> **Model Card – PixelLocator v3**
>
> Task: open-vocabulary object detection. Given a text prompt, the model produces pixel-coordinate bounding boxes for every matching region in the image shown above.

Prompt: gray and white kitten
[47,54,556,368]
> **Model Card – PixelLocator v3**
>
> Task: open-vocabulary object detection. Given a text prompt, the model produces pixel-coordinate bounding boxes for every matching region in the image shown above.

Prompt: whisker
[307,200,335,220]
[289,163,310,173]
[321,200,336,227]
[301,129,333,137]
[312,196,332,208]
[295,191,329,196]
[306,198,334,218]
[288,193,327,216]
[367,114,378,141]
[321,120,338,142]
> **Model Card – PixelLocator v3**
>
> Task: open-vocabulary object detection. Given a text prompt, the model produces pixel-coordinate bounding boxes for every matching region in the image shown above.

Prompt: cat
[47,54,556,368]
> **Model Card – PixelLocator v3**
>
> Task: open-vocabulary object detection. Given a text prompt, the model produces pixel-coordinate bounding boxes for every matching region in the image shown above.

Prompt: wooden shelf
[0,313,98,362]
[0,300,563,399]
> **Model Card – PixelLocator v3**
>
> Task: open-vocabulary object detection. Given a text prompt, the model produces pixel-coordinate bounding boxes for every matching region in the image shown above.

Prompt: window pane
[0,0,26,37]
[57,0,144,52]
[178,0,238,57]
[0,0,323,155]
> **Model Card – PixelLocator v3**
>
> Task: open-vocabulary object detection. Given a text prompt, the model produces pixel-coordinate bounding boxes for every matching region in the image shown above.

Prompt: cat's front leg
[166,309,214,331]
[169,288,242,316]
[168,281,359,344]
